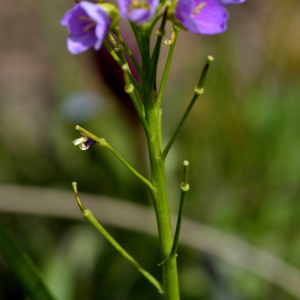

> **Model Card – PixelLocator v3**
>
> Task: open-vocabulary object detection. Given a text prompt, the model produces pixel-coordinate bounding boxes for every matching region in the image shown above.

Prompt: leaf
[0,222,56,300]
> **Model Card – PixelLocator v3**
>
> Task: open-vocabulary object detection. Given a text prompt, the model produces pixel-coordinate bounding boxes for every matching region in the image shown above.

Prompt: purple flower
[220,0,245,5]
[61,1,111,55]
[118,0,159,25]
[73,135,97,150]
[174,0,244,35]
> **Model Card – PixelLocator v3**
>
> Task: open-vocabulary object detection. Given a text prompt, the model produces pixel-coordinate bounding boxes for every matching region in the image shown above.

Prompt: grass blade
[0,222,56,300]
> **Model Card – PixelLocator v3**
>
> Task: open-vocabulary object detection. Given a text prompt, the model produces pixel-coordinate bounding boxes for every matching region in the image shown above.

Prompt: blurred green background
[1,0,300,299]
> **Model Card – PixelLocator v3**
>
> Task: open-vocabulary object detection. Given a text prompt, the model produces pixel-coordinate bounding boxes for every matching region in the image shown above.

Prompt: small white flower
[72,135,88,150]
[72,135,96,151]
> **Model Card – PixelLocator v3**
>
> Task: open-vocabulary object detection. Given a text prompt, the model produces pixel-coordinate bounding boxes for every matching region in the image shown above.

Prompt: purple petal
[61,5,79,26]
[175,0,199,34]
[175,0,229,35]
[79,1,111,25]
[83,138,97,150]
[126,9,152,25]
[118,0,131,17]
[118,0,159,25]
[67,31,97,55]
[61,2,111,54]
[193,1,229,34]
[62,6,91,35]
[219,0,245,5]
[94,23,109,50]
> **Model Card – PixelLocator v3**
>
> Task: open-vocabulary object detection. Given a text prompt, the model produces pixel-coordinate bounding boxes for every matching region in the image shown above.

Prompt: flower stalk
[72,182,163,293]
[75,126,153,190]
[161,55,214,160]
[170,160,189,259]
[112,27,142,76]
[156,26,180,110]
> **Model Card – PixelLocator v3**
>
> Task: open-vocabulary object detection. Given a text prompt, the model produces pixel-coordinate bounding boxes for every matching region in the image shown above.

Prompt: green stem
[75,126,153,190]
[104,39,142,94]
[104,39,122,66]
[170,161,189,259]
[158,108,163,152]
[108,34,144,109]
[72,183,162,293]
[147,112,180,300]
[141,46,180,300]
[130,22,143,54]
[148,12,164,35]
[103,139,154,190]
[113,28,142,77]
[162,56,214,160]
[149,8,168,89]
[122,64,147,131]
[156,26,180,111]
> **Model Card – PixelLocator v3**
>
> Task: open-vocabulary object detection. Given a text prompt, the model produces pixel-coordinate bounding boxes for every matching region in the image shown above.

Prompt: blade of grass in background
[0,222,56,300]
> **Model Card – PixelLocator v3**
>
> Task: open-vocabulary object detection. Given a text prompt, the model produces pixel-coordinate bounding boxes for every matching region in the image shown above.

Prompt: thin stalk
[104,39,122,67]
[104,39,142,94]
[170,161,189,259]
[108,34,143,106]
[156,26,180,110]
[113,28,142,77]
[103,142,153,190]
[108,32,119,48]
[162,56,214,160]
[122,64,147,130]
[148,12,164,35]
[130,22,142,52]
[72,183,162,294]
[149,8,168,88]
[75,126,153,190]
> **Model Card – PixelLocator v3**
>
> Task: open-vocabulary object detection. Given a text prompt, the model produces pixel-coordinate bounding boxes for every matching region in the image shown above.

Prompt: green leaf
[0,222,56,300]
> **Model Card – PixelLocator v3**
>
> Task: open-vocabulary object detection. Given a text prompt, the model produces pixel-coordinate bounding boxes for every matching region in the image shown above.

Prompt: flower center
[129,0,150,11]
[78,16,96,32]
[192,2,206,16]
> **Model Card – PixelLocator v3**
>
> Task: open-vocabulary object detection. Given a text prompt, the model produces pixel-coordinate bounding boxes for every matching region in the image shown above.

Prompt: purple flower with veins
[61,1,111,55]
[174,0,244,35]
[118,0,159,26]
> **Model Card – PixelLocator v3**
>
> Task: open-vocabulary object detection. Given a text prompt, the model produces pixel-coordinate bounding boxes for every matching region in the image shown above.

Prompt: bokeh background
[1,0,300,299]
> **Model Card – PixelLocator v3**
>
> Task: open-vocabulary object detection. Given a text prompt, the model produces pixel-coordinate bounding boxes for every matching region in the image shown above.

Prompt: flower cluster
[61,0,245,55]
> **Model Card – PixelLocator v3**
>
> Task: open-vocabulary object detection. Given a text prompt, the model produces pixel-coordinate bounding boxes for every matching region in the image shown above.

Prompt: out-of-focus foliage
[0,222,56,300]
[0,0,300,299]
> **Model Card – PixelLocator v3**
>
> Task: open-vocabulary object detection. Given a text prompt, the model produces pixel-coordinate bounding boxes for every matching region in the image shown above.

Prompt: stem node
[125,84,135,94]
[194,87,204,95]
[156,29,166,37]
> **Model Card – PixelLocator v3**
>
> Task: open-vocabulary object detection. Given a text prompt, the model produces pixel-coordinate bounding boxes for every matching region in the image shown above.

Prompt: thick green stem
[158,108,163,151]
[147,109,180,299]
[141,46,180,299]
